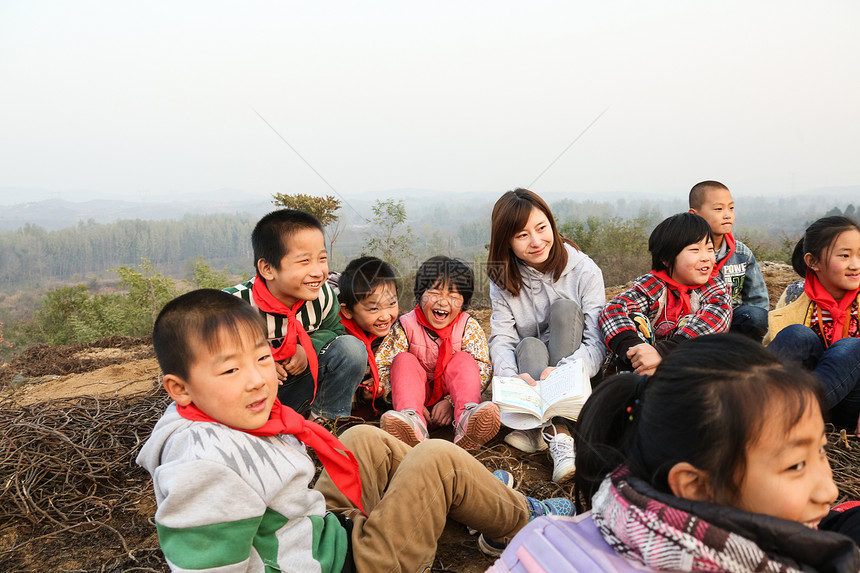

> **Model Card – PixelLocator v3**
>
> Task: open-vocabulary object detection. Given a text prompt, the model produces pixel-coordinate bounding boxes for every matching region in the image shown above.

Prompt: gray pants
[514,299,584,380]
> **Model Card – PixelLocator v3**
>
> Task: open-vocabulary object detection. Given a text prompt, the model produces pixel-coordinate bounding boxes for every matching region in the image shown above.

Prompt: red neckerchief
[712,233,736,276]
[412,305,457,406]
[651,270,694,317]
[804,270,860,346]
[251,276,319,394]
[339,312,381,411]
[177,400,365,515]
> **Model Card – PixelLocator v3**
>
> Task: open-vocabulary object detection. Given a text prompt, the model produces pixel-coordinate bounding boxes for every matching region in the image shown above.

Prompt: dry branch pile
[0,388,169,571]
[2,383,860,571]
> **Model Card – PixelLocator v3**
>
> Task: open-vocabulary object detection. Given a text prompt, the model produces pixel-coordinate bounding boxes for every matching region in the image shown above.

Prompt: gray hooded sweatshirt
[489,243,606,378]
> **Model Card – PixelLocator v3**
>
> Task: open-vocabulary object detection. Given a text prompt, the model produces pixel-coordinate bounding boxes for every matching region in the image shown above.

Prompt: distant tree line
[0,214,255,290]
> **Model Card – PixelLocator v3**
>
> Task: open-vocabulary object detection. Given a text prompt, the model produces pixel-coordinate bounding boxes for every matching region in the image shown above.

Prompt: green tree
[113,258,181,332]
[191,259,232,290]
[272,193,345,261]
[363,199,414,270]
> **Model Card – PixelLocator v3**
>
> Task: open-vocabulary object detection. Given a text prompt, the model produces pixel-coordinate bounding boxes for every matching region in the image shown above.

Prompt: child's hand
[275,361,289,384]
[282,345,309,376]
[626,343,661,376]
[429,399,454,427]
[515,373,538,386]
[539,366,556,380]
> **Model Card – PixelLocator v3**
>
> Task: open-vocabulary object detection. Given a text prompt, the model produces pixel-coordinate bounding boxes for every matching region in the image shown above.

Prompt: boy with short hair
[224,209,366,422]
[689,180,769,340]
[137,289,574,572]
[337,256,400,407]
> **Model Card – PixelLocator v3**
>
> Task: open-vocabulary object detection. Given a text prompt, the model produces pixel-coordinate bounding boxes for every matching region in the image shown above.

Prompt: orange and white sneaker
[454,402,501,450]
[380,408,429,447]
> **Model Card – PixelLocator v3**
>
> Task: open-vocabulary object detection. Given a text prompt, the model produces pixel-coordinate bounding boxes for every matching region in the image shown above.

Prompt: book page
[538,360,586,405]
[492,375,542,417]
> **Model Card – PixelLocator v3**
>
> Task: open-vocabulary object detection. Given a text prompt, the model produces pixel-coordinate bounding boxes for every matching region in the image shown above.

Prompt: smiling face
[691,187,735,247]
[805,228,860,300]
[164,325,279,430]
[509,206,555,268]
[733,399,837,528]
[669,237,716,286]
[258,227,328,306]
[419,280,464,330]
[341,282,399,339]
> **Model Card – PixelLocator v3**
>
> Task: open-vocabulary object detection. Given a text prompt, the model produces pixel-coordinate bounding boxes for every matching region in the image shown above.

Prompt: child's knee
[323,335,367,372]
[392,351,422,369]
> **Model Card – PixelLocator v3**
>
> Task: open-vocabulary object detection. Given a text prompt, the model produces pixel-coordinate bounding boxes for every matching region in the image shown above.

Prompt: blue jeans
[768,324,860,428]
[277,335,366,419]
[730,304,768,342]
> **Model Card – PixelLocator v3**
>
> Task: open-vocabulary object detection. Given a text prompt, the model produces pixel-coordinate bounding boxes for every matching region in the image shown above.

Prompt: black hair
[688,180,729,210]
[339,256,398,310]
[649,212,713,275]
[790,215,860,277]
[153,289,267,381]
[413,256,474,309]
[252,209,325,272]
[574,333,827,512]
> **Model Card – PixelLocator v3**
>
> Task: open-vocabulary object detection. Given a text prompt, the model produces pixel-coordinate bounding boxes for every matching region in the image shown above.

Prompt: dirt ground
[0,263,820,572]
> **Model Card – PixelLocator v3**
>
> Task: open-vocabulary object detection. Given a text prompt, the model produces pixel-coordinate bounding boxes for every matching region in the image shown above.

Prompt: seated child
[377,256,499,450]
[224,209,366,423]
[137,289,574,572]
[337,256,399,411]
[689,180,770,340]
[766,215,860,433]
[599,212,731,375]
[490,334,860,573]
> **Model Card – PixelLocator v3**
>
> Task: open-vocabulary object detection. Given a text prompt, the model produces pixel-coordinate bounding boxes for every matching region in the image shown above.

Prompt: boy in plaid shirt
[599,212,731,375]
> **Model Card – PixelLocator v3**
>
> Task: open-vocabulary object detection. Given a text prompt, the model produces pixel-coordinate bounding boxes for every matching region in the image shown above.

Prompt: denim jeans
[730,304,768,342]
[514,299,584,380]
[768,324,860,428]
[277,335,366,419]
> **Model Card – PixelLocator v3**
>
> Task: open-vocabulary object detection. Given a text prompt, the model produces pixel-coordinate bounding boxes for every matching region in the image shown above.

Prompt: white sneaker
[503,428,548,453]
[543,427,576,484]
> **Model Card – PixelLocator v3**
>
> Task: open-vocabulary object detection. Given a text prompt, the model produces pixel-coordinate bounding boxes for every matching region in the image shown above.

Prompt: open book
[491,359,591,430]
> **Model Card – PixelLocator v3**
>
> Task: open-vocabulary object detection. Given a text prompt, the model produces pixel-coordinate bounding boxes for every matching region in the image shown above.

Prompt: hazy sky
[2,1,859,203]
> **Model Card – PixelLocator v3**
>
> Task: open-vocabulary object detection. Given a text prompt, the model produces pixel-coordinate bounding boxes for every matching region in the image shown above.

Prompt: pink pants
[390,351,482,423]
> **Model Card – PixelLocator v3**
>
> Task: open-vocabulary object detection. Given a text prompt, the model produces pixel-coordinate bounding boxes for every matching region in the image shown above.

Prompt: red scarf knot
[804,270,860,346]
[251,276,319,395]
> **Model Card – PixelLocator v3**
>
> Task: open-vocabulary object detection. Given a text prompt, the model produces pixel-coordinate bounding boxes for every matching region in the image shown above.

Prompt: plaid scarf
[591,466,859,572]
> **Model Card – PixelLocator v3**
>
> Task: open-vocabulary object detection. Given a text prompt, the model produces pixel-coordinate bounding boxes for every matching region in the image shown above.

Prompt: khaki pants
[315,425,530,573]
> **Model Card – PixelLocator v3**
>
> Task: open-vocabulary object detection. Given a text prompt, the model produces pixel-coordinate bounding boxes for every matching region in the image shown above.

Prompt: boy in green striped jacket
[224,209,366,422]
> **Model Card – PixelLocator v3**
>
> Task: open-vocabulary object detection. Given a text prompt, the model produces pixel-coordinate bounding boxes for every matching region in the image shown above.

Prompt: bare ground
[3,263,855,573]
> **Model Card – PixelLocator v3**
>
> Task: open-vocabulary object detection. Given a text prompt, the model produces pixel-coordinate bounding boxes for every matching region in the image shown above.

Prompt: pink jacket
[398,309,469,380]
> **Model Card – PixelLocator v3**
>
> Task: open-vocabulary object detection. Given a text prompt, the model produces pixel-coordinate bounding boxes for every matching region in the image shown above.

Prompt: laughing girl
[376,256,500,450]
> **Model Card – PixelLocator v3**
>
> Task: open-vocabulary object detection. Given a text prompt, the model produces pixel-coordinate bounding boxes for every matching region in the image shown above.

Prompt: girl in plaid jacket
[599,212,731,375]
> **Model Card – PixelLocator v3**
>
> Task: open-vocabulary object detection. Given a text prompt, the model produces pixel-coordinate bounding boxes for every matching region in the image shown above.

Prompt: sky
[1,1,859,204]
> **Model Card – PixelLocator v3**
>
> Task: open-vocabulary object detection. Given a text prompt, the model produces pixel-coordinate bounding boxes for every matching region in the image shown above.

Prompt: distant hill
[0,196,274,231]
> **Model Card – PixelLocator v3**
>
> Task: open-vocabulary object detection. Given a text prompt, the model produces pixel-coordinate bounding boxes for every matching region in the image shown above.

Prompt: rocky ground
[3,262,854,573]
